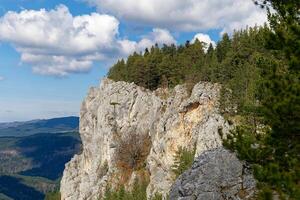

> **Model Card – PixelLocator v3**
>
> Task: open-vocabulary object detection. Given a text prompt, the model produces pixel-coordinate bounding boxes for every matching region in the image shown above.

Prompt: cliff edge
[60,79,256,200]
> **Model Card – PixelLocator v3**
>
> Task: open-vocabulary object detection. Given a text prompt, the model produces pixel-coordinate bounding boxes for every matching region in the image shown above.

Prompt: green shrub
[224,126,300,199]
[152,193,163,200]
[103,179,166,200]
[172,147,195,178]
[103,180,148,200]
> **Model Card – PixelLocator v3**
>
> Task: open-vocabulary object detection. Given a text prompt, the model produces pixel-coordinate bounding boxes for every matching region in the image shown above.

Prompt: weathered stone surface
[60,79,235,200]
[169,148,256,200]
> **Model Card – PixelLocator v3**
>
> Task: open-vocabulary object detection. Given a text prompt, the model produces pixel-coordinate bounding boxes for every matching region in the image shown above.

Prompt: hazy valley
[0,117,81,200]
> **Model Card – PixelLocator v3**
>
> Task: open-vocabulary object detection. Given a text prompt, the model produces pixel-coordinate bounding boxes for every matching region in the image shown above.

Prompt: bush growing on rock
[103,180,159,200]
[103,183,165,200]
[172,147,195,178]
[115,133,151,172]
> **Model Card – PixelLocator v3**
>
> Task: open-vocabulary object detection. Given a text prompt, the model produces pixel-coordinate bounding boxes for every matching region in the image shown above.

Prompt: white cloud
[0,5,120,54]
[0,76,4,81]
[0,5,177,76]
[0,5,119,76]
[192,33,216,51]
[119,28,176,55]
[86,0,268,32]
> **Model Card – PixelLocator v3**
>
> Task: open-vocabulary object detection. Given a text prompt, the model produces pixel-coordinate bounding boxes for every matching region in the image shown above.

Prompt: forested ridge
[108,26,271,114]
[108,0,299,199]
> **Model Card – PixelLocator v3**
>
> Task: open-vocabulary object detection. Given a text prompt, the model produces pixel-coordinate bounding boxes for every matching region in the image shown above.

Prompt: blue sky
[0,0,267,122]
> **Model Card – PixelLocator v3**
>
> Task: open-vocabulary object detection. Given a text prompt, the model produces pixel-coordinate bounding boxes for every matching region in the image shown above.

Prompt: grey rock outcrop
[170,148,256,200]
[60,78,254,200]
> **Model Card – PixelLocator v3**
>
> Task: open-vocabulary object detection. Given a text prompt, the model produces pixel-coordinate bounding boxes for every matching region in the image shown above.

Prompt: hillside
[0,117,81,200]
[0,117,79,137]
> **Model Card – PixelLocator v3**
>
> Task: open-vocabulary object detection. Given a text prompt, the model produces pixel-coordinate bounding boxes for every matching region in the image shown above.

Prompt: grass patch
[172,147,195,179]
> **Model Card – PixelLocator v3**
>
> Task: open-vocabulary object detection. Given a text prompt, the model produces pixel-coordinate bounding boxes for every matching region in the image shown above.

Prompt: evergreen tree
[216,33,231,62]
[206,43,214,58]
[224,1,300,199]
[256,0,300,137]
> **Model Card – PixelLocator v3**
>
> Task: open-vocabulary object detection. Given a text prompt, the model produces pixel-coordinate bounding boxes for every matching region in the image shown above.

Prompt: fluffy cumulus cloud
[0,5,118,76]
[0,2,268,76]
[86,0,268,32]
[119,28,176,55]
[192,33,216,51]
[0,5,176,76]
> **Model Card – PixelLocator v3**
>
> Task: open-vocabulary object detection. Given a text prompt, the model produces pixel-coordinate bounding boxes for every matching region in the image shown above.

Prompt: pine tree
[216,33,231,62]
[224,1,300,199]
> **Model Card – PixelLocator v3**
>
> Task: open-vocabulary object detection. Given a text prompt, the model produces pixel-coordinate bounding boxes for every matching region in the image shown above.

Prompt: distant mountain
[0,116,79,137]
[0,116,81,200]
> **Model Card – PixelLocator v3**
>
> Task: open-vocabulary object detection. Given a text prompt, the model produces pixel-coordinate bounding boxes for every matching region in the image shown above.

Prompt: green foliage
[108,38,207,90]
[152,193,164,200]
[218,26,273,115]
[107,1,300,199]
[257,0,300,139]
[224,1,300,198]
[225,126,300,199]
[103,180,166,200]
[216,33,231,63]
[45,191,61,200]
[108,26,273,118]
[103,180,149,200]
[172,147,195,178]
[223,126,271,164]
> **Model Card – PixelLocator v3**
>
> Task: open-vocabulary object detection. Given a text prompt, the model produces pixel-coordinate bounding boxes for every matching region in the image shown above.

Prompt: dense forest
[108,27,270,115]
[108,0,299,199]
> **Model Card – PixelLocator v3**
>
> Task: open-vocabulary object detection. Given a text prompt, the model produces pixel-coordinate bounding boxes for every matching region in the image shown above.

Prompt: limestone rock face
[60,79,240,200]
[169,148,257,200]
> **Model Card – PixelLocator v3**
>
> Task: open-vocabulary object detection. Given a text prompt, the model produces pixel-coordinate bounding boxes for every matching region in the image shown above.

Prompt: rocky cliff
[60,79,256,200]
[170,148,256,200]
